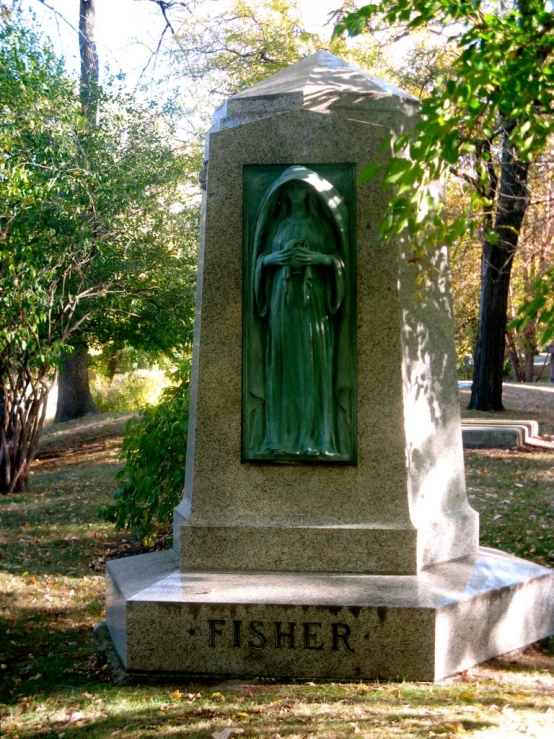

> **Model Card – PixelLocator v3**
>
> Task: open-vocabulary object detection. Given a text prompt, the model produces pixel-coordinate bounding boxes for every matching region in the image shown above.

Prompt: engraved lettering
[233,620,242,648]
[208,619,226,647]
[332,622,354,653]
[274,621,296,649]
[303,622,324,650]
[248,621,267,649]
[206,619,356,652]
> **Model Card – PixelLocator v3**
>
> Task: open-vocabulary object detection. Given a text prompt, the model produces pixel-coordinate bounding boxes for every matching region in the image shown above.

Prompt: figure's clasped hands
[263,248,295,266]
[263,239,331,267]
[293,245,332,266]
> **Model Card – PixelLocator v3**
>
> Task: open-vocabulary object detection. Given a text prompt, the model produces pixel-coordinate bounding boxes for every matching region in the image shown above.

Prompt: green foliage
[335,1,554,406]
[512,266,554,344]
[101,364,190,545]
[0,21,84,372]
[334,1,554,253]
[166,0,385,127]
[90,370,169,412]
[0,16,197,492]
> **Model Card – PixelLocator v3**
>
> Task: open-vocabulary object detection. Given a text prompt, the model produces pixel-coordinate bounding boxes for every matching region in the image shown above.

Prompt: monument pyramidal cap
[209,50,419,141]
[99,52,554,683]
[230,49,417,101]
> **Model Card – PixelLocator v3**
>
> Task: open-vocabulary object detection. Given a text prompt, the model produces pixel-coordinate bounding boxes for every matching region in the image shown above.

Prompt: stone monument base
[104,547,554,682]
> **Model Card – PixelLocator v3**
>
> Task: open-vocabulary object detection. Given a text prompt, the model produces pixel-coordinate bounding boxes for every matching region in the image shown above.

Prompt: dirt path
[37,411,135,458]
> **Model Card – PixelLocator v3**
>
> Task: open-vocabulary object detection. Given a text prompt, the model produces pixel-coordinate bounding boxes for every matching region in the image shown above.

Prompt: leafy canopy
[334,1,554,261]
[0,16,197,492]
[1,18,197,369]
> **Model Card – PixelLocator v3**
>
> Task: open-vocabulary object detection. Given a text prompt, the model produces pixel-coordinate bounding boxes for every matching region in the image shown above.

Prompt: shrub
[90,370,169,412]
[101,363,190,546]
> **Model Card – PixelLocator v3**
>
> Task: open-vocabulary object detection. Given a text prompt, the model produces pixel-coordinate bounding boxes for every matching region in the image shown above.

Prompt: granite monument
[101,51,554,681]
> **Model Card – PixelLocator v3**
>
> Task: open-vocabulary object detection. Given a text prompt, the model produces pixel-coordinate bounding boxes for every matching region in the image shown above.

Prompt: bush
[90,370,169,412]
[101,364,190,546]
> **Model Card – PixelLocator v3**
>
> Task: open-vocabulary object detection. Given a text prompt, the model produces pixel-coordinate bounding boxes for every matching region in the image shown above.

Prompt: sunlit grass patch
[1,412,554,738]
[465,448,554,566]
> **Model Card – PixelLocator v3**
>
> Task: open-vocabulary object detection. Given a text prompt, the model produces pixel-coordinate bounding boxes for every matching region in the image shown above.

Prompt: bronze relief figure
[243,165,356,462]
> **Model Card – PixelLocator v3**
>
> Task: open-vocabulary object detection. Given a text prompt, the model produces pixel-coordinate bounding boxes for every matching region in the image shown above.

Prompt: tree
[101,362,190,546]
[143,0,387,132]
[505,156,554,379]
[54,0,101,423]
[0,17,196,493]
[335,0,554,409]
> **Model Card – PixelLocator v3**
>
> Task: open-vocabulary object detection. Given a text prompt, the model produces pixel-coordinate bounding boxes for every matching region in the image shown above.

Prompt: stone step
[461,419,545,448]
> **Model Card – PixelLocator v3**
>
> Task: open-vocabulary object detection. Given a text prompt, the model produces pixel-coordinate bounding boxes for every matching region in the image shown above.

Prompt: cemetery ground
[1,390,554,739]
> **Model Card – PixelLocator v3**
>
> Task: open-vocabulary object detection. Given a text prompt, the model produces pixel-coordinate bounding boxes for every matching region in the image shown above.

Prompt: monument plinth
[103,52,554,681]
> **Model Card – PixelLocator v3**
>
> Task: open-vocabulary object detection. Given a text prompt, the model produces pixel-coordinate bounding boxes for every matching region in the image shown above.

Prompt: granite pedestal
[103,52,554,681]
[106,548,554,682]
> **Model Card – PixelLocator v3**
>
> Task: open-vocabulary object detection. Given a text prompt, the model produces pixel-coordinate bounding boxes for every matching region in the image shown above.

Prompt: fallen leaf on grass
[442,722,464,733]
[171,689,182,699]
[233,711,249,719]
[212,729,245,739]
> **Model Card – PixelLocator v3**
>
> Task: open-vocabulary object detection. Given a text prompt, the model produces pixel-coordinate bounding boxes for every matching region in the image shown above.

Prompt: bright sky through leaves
[22,0,342,88]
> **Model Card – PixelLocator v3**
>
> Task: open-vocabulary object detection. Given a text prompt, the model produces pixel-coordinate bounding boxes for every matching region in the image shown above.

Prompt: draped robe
[254,212,345,457]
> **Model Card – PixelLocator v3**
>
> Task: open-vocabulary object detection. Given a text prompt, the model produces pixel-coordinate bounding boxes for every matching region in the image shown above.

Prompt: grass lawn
[1,399,554,738]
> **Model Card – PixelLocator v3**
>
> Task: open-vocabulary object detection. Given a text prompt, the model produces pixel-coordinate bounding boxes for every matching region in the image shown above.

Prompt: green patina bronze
[243,164,356,463]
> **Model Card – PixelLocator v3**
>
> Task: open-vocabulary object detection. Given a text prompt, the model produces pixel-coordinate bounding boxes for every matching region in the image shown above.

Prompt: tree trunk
[468,132,530,410]
[505,331,523,382]
[54,343,99,423]
[1,372,50,494]
[79,0,99,125]
[54,0,100,422]
[106,346,121,382]
[522,322,537,382]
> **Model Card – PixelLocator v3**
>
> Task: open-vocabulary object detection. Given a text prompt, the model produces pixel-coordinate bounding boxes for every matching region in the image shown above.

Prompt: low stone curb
[461,419,552,449]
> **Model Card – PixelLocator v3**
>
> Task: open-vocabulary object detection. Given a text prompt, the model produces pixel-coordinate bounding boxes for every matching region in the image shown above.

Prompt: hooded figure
[244,165,354,461]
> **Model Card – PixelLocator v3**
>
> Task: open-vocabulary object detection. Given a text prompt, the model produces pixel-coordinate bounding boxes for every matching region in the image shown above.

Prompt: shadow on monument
[103,49,554,684]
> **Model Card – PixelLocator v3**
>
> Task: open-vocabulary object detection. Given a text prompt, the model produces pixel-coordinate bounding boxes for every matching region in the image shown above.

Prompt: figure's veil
[252,165,349,264]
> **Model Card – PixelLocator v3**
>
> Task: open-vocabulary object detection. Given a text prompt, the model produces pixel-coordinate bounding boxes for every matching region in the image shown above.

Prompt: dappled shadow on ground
[7,659,554,739]
[0,604,102,704]
[481,644,554,678]
[35,436,122,469]
[2,412,554,737]
[0,704,498,739]
[38,411,134,457]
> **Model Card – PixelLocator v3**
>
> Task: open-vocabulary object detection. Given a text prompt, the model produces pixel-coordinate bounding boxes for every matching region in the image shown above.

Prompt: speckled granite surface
[102,53,554,682]
[175,50,476,575]
[106,547,554,681]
